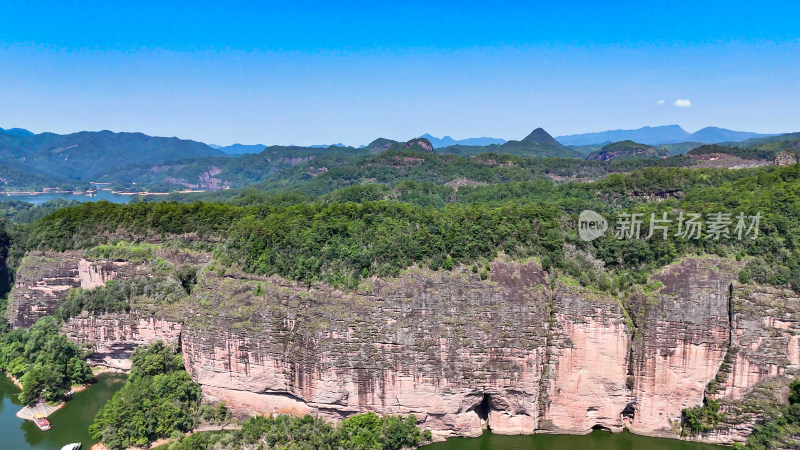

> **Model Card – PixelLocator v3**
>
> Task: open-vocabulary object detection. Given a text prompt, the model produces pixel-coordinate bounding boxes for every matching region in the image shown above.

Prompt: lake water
[423,430,727,450]
[0,373,126,449]
[0,190,132,205]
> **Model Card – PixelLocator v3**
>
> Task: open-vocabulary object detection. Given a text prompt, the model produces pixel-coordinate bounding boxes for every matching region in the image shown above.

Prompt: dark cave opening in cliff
[592,424,612,433]
[621,402,636,420]
[475,394,491,426]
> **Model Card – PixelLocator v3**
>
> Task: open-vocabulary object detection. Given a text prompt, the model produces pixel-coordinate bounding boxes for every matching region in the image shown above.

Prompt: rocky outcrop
[723,285,800,399]
[180,257,800,443]
[6,245,210,328]
[690,152,773,169]
[62,313,182,369]
[6,251,143,327]
[586,141,667,162]
[9,250,800,444]
[626,258,740,437]
[773,150,798,166]
[405,138,434,153]
[7,246,209,365]
[542,285,630,434]
[183,262,552,438]
[702,285,800,443]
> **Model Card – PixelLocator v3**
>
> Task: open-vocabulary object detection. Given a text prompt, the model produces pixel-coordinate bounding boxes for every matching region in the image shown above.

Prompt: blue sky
[1,1,798,146]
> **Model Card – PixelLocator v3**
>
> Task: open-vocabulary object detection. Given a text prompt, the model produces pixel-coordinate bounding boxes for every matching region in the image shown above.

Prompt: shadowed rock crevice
[728,283,734,344]
[474,394,491,426]
[621,402,636,420]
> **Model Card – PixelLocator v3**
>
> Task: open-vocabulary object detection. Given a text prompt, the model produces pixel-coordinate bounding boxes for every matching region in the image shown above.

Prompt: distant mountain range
[422,125,775,148]
[685,127,772,144]
[420,133,506,148]
[212,143,346,155]
[1,123,795,194]
[310,143,346,149]
[0,127,34,137]
[556,125,689,146]
[442,128,582,158]
[0,128,225,186]
[211,143,267,155]
[556,125,774,146]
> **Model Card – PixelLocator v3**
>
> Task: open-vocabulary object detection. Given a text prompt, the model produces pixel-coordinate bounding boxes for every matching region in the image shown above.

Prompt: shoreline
[92,366,130,376]
[5,371,109,420]
[420,429,733,448]
[1,189,206,197]
[1,190,78,196]
[5,372,23,390]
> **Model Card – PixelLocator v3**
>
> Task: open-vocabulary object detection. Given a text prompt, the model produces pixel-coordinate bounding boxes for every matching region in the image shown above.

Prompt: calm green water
[0,190,132,205]
[0,373,126,449]
[423,430,727,450]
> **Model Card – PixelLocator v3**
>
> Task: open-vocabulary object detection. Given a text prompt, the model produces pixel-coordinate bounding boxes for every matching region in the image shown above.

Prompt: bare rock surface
[8,251,800,444]
[7,251,143,327]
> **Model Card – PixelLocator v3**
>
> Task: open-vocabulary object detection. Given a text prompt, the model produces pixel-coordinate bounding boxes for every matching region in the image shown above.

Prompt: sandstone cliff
[179,257,798,442]
[7,251,800,444]
[6,251,144,327]
[63,313,182,369]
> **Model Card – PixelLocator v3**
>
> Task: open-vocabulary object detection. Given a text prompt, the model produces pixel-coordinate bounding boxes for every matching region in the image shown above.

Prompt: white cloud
[657,99,665,105]
[674,99,692,108]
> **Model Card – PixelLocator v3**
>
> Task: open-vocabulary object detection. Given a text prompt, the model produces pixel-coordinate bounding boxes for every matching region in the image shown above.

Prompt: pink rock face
[11,250,800,445]
[719,286,800,400]
[78,258,120,289]
[544,287,630,434]
[63,314,182,369]
[627,257,739,437]
[7,251,85,327]
[182,264,634,438]
[182,257,800,443]
[182,262,552,438]
[7,252,140,327]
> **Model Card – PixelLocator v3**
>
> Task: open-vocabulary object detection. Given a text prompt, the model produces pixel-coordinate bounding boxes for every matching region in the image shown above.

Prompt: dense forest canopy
[8,163,798,294]
[90,342,203,449]
[0,316,92,405]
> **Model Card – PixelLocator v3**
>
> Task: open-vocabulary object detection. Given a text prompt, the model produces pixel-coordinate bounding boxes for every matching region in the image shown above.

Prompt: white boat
[60,444,81,450]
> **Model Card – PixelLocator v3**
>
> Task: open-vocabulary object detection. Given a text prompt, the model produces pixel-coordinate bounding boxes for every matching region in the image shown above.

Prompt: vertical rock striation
[7,251,800,444]
[543,284,630,433]
[183,262,552,438]
[6,251,142,327]
[62,313,182,369]
[626,257,739,437]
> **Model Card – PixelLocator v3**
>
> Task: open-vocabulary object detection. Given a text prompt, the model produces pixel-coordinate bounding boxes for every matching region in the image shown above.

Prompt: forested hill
[94,144,374,193]
[586,140,669,161]
[0,128,226,190]
[441,128,582,158]
[119,129,800,203]
[1,127,798,195]
[234,149,694,200]
[15,163,800,294]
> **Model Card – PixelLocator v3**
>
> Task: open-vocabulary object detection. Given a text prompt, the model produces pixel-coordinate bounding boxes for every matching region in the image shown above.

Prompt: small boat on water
[60,444,82,450]
[33,413,51,431]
